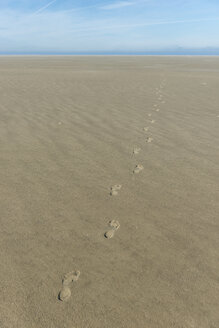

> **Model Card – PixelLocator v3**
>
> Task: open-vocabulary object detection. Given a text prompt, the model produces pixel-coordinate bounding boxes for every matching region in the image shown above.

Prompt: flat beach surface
[0,56,218,328]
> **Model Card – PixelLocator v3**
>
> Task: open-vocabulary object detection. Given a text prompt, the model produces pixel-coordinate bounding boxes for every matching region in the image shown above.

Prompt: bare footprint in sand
[62,270,80,286]
[133,164,144,174]
[110,184,122,196]
[104,220,120,239]
[58,270,80,301]
[146,137,153,143]
[143,127,149,132]
[133,147,141,155]
[59,286,71,302]
[150,120,155,124]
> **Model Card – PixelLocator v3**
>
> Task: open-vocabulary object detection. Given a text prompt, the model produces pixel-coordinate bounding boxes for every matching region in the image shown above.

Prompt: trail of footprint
[104,220,120,239]
[110,184,122,196]
[58,270,80,302]
[133,164,144,174]
[58,79,165,301]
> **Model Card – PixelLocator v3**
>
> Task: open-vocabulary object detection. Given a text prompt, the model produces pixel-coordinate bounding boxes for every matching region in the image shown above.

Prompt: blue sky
[0,0,219,54]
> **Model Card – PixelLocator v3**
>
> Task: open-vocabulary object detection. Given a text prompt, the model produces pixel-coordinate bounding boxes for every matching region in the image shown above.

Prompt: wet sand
[0,56,219,328]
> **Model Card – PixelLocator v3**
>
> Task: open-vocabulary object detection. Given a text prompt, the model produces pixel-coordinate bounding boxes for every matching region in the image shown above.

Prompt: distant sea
[1,48,219,56]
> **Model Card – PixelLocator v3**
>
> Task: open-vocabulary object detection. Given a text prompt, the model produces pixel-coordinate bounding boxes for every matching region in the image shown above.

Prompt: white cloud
[100,1,135,10]
[32,0,57,16]
[66,17,219,34]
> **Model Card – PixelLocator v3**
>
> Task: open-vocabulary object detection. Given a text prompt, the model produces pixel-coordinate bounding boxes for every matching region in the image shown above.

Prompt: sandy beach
[0,56,218,328]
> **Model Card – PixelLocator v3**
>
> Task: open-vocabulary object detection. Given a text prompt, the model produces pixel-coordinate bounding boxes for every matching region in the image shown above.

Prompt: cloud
[86,17,219,33]
[100,1,136,10]
[65,17,219,34]
[32,0,57,16]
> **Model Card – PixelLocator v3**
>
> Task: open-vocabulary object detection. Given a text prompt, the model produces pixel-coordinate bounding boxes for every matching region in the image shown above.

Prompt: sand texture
[0,56,219,328]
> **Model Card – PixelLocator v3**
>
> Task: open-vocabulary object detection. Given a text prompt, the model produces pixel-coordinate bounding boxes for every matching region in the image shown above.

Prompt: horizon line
[0,50,219,56]
[1,54,219,57]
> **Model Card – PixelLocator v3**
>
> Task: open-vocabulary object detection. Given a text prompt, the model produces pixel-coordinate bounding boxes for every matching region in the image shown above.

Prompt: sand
[0,56,218,328]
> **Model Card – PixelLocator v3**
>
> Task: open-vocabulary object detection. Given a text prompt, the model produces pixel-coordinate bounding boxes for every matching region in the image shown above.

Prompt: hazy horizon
[1,48,219,56]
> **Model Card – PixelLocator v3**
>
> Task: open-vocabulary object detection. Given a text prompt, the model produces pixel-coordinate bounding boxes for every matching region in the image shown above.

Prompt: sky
[0,0,219,54]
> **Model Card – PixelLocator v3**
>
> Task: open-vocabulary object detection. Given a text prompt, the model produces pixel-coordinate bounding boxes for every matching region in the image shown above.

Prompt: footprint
[155,108,160,112]
[146,137,153,143]
[104,230,115,239]
[143,127,149,132]
[62,270,80,286]
[58,270,80,302]
[104,220,120,239]
[133,147,141,155]
[133,164,144,174]
[150,120,155,124]
[59,286,71,302]
[110,184,122,196]
[148,113,152,117]
[109,219,120,230]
